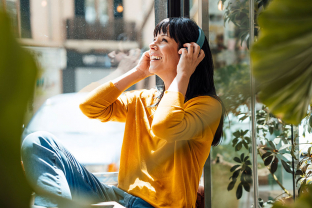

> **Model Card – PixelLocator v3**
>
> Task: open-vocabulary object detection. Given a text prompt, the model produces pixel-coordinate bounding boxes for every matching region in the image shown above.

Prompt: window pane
[205,0,253,207]
[19,0,156,185]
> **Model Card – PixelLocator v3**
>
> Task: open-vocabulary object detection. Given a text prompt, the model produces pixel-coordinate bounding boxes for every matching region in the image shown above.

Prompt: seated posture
[21,17,224,208]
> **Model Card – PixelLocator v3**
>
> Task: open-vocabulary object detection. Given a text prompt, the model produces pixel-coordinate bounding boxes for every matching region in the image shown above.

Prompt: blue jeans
[21,131,153,208]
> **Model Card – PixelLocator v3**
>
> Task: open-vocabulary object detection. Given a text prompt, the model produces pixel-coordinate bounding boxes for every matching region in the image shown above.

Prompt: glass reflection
[206,0,301,207]
[17,0,156,176]
[206,0,252,207]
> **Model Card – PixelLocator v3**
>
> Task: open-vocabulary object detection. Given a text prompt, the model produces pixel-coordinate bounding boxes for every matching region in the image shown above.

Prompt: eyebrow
[153,33,169,39]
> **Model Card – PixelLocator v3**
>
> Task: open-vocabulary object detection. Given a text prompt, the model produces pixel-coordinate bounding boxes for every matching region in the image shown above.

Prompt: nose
[149,42,158,50]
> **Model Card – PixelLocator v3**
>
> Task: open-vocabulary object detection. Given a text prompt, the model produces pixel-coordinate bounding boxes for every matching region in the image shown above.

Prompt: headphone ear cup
[180,27,205,57]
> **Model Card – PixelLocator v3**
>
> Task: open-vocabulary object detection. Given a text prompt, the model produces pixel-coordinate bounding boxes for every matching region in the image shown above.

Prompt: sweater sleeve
[151,91,222,143]
[79,81,130,122]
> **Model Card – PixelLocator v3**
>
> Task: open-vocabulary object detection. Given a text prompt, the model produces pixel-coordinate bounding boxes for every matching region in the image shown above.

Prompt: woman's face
[148,30,180,79]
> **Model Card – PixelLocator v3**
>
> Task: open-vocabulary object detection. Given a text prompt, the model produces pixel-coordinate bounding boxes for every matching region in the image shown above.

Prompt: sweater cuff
[92,81,123,105]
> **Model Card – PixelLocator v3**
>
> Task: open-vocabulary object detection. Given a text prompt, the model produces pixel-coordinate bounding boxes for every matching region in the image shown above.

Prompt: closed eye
[162,38,168,42]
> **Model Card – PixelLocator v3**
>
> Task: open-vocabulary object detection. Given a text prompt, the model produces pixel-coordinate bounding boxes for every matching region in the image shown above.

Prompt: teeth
[151,55,162,60]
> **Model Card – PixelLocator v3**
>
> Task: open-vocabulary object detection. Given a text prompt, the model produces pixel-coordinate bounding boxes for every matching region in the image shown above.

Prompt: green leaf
[242,129,249,135]
[245,160,252,166]
[264,155,274,166]
[232,169,241,180]
[233,130,241,138]
[232,137,239,146]
[236,183,243,199]
[245,166,252,176]
[234,157,241,163]
[230,165,241,172]
[250,0,312,125]
[244,156,249,162]
[268,141,276,150]
[276,153,288,162]
[242,141,249,150]
[262,146,273,151]
[242,182,250,192]
[240,153,245,162]
[262,152,272,159]
[281,160,292,173]
[244,136,251,143]
[269,126,274,135]
[259,198,264,207]
[227,180,236,191]
[296,169,303,176]
[270,157,279,174]
[235,142,243,151]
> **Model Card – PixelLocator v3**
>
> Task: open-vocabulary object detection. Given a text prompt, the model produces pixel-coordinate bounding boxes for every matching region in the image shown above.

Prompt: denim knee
[21,131,72,206]
[21,131,59,158]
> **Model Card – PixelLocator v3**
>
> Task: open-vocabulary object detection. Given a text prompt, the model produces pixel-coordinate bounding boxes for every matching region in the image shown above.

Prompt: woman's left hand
[177,42,205,78]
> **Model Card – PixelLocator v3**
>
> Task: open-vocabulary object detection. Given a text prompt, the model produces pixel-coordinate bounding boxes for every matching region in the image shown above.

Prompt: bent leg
[21,131,123,207]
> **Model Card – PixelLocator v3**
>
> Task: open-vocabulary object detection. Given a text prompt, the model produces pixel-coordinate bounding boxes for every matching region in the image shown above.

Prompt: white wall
[30,0,74,42]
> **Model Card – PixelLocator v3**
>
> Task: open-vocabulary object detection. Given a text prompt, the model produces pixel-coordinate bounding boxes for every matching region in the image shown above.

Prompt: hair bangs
[153,20,170,37]
[153,19,181,46]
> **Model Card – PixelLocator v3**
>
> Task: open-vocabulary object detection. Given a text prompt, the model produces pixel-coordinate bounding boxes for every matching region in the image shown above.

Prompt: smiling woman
[148,29,180,80]
[21,17,225,208]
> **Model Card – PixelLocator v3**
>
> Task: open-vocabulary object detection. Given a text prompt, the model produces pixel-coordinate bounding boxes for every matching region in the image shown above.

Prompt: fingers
[183,43,194,55]
[196,49,205,65]
[182,42,201,59]
[193,43,201,58]
[143,50,150,60]
[178,48,187,56]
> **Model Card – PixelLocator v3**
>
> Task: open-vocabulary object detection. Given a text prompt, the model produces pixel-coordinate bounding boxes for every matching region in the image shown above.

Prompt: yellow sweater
[79,82,222,208]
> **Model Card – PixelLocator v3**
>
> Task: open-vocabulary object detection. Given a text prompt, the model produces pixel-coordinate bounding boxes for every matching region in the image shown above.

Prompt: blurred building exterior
[5,0,155,112]
[2,1,310,207]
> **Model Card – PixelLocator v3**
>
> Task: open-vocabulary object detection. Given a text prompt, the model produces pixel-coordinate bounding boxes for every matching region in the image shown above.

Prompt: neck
[162,74,176,91]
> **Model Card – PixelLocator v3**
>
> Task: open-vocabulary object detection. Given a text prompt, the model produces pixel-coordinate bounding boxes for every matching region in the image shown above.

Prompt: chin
[149,67,158,74]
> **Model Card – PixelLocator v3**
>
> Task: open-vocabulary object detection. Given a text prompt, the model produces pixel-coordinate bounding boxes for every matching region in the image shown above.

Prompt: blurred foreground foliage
[0,9,37,207]
[251,0,312,125]
[272,185,312,208]
[0,9,95,208]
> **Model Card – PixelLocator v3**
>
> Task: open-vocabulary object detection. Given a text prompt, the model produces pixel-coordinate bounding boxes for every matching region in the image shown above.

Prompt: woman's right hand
[136,51,154,77]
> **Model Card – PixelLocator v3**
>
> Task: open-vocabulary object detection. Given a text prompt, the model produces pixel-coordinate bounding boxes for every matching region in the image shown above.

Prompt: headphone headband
[196,27,205,49]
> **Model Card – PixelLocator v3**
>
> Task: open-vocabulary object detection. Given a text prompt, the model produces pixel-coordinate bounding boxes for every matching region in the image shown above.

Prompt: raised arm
[79,51,153,122]
[151,92,222,143]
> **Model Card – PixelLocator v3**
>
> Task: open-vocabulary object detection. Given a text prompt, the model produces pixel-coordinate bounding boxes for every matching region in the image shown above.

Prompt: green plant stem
[296,143,312,145]
[273,192,288,201]
[257,148,292,197]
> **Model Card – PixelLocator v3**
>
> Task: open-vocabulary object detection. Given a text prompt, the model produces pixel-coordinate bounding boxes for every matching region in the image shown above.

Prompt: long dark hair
[153,17,225,146]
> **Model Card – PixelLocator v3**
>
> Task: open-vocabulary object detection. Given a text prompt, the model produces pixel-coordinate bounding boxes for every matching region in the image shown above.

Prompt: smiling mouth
[150,55,162,60]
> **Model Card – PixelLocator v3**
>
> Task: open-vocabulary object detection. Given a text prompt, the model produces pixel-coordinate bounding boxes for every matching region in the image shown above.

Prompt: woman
[21,17,224,208]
